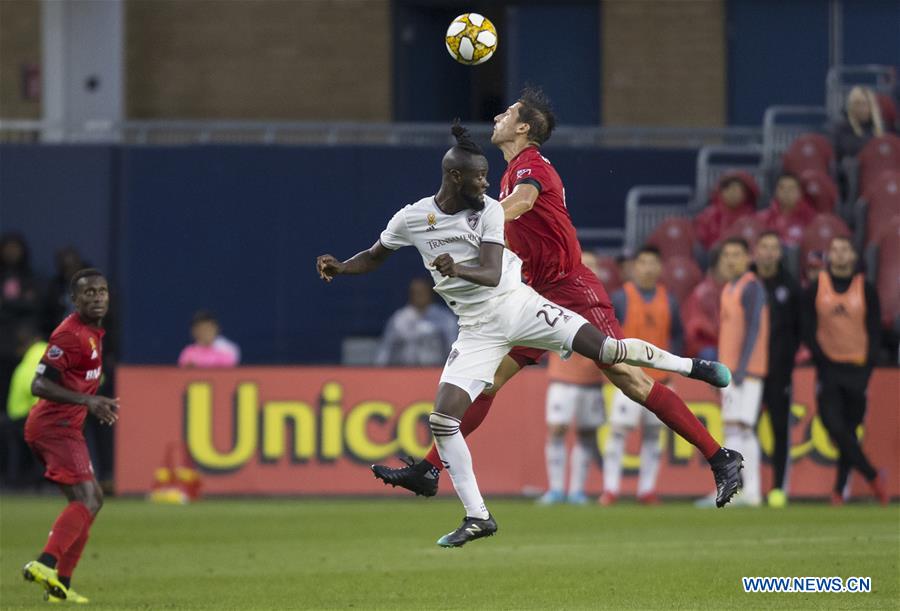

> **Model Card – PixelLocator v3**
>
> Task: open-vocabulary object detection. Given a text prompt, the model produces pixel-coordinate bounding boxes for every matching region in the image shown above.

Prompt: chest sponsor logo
[47,345,64,360]
[86,366,102,381]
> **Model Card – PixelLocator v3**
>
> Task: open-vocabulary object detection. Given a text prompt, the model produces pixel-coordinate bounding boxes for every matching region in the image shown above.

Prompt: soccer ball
[445,13,498,65]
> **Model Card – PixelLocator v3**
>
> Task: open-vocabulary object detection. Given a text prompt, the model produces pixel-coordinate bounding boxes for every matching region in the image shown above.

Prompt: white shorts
[545,382,606,428]
[721,377,763,426]
[608,388,663,428]
[440,284,589,401]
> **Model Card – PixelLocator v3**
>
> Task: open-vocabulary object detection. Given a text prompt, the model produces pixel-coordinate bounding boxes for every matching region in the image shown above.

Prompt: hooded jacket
[694,171,760,249]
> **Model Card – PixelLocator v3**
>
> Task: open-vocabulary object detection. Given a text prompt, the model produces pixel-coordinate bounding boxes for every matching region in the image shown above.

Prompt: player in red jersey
[373,88,743,508]
[21,269,119,604]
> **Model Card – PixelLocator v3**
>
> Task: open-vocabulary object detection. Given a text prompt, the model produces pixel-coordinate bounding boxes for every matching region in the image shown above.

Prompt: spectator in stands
[2,325,45,489]
[43,246,86,335]
[682,247,727,360]
[757,174,816,247]
[694,172,760,250]
[801,236,887,505]
[832,86,885,164]
[602,246,682,506]
[0,233,42,410]
[752,232,802,508]
[177,310,241,368]
[374,278,457,366]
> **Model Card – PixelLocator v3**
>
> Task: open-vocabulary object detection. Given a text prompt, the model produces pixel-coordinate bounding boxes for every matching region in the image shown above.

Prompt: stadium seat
[858,134,900,195]
[720,215,766,249]
[592,255,623,295]
[661,256,702,304]
[874,216,900,329]
[646,217,697,260]
[857,170,900,246]
[799,169,839,213]
[681,276,722,358]
[782,133,834,177]
[876,93,897,132]
[799,213,852,282]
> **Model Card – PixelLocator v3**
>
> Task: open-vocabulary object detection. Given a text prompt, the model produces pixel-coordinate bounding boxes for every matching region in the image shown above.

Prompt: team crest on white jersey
[426,213,437,231]
[466,212,481,230]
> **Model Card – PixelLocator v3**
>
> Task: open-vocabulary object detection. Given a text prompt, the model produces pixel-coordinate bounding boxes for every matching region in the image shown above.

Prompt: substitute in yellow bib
[802,236,886,505]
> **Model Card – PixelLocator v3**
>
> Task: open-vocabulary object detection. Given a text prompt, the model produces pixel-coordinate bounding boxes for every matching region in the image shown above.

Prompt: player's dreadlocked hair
[450,119,485,156]
[517,85,556,145]
[69,267,105,296]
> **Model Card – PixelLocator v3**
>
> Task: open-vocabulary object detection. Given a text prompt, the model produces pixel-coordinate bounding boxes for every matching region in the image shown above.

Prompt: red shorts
[26,429,95,485]
[509,264,623,368]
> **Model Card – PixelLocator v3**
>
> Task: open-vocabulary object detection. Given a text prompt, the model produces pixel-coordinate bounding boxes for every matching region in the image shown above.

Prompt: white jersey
[379,195,522,319]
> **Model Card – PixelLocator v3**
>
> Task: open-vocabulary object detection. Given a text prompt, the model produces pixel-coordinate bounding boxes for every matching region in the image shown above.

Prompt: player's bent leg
[432,382,497,547]
[372,355,524,495]
[572,324,731,388]
[606,364,742,508]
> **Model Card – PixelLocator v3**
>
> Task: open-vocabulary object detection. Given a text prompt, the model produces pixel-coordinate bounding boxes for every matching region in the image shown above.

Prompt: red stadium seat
[875,216,900,329]
[858,134,900,195]
[799,168,839,213]
[592,255,624,295]
[646,217,697,260]
[681,276,722,357]
[799,213,852,282]
[782,133,834,177]
[860,170,900,245]
[720,215,766,249]
[661,256,702,304]
[876,93,897,131]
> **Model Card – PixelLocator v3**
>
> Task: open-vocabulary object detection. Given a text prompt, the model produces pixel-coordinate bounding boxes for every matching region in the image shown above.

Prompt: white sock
[603,428,626,494]
[741,427,762,504]
[600,338,692,375]
[568,437,594,497]
[637,427,662,496]
[545,436,566,494]
[723,422,742,457]
[429,412,489,519]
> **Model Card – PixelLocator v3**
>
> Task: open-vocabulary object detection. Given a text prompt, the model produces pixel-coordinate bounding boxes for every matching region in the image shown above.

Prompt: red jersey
[499,146,582,291]
[25,313,105,436]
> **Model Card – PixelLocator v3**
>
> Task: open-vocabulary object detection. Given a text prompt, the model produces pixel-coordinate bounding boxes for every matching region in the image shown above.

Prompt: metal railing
[0,119,761,148]
[826,64,897,120]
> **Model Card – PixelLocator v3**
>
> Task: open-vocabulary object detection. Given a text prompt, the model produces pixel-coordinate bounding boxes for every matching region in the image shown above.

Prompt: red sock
[57,514,93,581]
[43,502,92,562]
[424,393,496,469]
[643,382,720,460]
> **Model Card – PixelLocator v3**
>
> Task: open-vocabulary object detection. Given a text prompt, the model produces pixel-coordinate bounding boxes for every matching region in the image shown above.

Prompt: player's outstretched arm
[433,242,503,287]
[31,375,120,425]
[500,183,540,221]
[316,240,394,283]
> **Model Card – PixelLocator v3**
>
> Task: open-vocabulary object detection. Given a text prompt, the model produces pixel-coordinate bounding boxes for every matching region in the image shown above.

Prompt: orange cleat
[598,491,617,506]
[869,471,889,506]
[830,491,845,506]
[637,492,661,505]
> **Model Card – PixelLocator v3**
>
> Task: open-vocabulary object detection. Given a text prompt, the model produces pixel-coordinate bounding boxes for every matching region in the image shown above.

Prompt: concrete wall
[0,0,41,119]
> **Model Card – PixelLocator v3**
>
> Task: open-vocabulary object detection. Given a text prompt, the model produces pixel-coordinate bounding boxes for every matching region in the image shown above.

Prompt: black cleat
[710,448,744,508]
[371,456,439,497]
[689,358,732,388]
[436,514,498,547]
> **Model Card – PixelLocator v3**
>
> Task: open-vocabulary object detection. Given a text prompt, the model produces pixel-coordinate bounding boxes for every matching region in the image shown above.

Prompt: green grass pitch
[1,496,897,609]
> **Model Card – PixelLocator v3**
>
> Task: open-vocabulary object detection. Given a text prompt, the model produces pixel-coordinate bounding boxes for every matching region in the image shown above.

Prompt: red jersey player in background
[374,87,743,508]
[22,268,119,604]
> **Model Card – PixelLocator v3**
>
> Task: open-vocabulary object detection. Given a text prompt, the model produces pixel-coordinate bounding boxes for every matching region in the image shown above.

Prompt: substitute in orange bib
[802,236,887,506]
[539,252,607,505]
[601,246,681,506]
[698,238,769,507]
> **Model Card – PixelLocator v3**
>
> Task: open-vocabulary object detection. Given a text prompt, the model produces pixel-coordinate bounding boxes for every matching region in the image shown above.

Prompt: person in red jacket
[694,172,760,250]
[757,174,817,247]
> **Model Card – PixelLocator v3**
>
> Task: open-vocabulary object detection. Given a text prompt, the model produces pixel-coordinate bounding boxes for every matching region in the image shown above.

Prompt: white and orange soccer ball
[445,13,498,65]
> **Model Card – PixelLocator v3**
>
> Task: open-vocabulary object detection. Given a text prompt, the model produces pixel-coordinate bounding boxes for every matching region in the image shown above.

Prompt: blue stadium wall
[0,144,693,364]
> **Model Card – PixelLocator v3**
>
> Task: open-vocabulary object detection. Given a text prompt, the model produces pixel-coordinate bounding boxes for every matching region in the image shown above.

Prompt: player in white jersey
[316,123,733,547]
